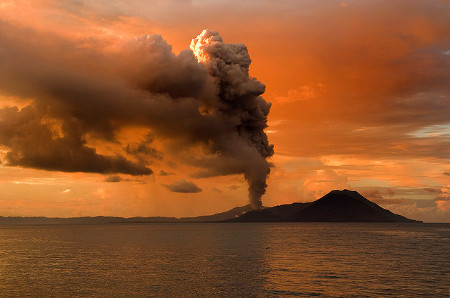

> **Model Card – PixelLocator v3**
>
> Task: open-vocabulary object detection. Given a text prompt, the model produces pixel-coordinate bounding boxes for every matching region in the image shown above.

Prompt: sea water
[0,223,448,297]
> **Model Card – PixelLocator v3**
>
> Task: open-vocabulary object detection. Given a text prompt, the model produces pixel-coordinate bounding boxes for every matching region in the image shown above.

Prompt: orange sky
[0,0,449,222]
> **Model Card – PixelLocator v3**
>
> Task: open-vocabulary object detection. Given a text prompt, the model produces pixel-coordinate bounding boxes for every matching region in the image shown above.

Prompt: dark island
[0,190,421,224]
[229,189,421,223]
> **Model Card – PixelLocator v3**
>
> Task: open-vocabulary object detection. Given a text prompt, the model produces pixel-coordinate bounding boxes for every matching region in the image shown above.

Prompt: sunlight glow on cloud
[409,124,450,138]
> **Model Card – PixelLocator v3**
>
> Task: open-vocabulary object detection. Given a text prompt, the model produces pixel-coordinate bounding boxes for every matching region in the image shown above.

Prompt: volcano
[230,189,421,222]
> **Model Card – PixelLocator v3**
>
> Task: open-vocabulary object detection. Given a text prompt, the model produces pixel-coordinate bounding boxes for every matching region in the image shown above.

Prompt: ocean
[0,223,448,297]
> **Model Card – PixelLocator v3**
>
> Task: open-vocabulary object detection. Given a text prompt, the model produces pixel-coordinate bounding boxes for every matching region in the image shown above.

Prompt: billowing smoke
[190,30,274,208]
[0,23,273,208]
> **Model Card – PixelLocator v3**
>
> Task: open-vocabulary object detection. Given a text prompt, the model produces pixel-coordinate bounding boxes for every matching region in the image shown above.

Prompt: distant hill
[179,205,253,222]
[0,205,253,225]
[0,216,178,225]
[230,190,421,223]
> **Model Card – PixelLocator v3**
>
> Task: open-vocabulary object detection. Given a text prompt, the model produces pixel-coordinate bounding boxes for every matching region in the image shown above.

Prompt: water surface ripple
[0,223,448,297]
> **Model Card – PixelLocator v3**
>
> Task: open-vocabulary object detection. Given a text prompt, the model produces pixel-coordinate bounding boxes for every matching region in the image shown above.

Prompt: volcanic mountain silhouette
[230,189,421,222]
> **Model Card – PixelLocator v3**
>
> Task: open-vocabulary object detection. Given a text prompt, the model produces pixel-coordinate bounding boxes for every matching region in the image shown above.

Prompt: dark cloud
[360,187,442,208]
[423,187,441,194]
[444,172,450,177]
[124,134,161,164]
[361,189,383,201]
[434,196,450,202]
[0,24,272,207]
[159,170,170,176]
[163,179,202,193]
[229,185,240,191]
[361,189,406,205]
[105,175,123,182]
[0,106,151,175]
[386,188,395,196]
[402,199,437,208]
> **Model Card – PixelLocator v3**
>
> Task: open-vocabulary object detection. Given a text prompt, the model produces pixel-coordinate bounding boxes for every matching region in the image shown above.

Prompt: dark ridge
[0,206,253,225]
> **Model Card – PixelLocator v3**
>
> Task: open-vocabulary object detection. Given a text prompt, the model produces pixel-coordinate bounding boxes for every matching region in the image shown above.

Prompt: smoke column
[191,30,274,208]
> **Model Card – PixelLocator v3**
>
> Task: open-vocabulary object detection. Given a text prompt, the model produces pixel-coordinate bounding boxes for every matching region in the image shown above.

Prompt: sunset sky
[0,0,449,222]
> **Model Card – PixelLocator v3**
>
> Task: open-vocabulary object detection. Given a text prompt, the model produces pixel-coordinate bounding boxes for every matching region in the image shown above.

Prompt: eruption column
[190,30,274,209]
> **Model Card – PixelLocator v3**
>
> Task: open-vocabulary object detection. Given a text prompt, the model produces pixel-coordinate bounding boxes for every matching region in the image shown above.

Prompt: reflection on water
[0,223,448,296]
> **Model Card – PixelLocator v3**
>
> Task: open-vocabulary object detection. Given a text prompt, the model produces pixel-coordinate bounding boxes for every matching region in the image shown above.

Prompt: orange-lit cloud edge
[0,0,448,222]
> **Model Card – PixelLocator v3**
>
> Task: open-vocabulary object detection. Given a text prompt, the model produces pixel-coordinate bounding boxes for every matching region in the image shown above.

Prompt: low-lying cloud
[163,179,202,193]
[105,175,123,183]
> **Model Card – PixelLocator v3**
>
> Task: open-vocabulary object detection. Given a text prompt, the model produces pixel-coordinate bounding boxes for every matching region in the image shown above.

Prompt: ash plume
[0,23,273,208]
[190,30,274,208]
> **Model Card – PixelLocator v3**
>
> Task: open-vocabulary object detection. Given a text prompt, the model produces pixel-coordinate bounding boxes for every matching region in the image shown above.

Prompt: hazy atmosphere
[0,0,449,222]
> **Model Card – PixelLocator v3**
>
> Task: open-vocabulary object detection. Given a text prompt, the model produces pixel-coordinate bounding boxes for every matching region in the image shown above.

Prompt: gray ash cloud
[0,24,273,208]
